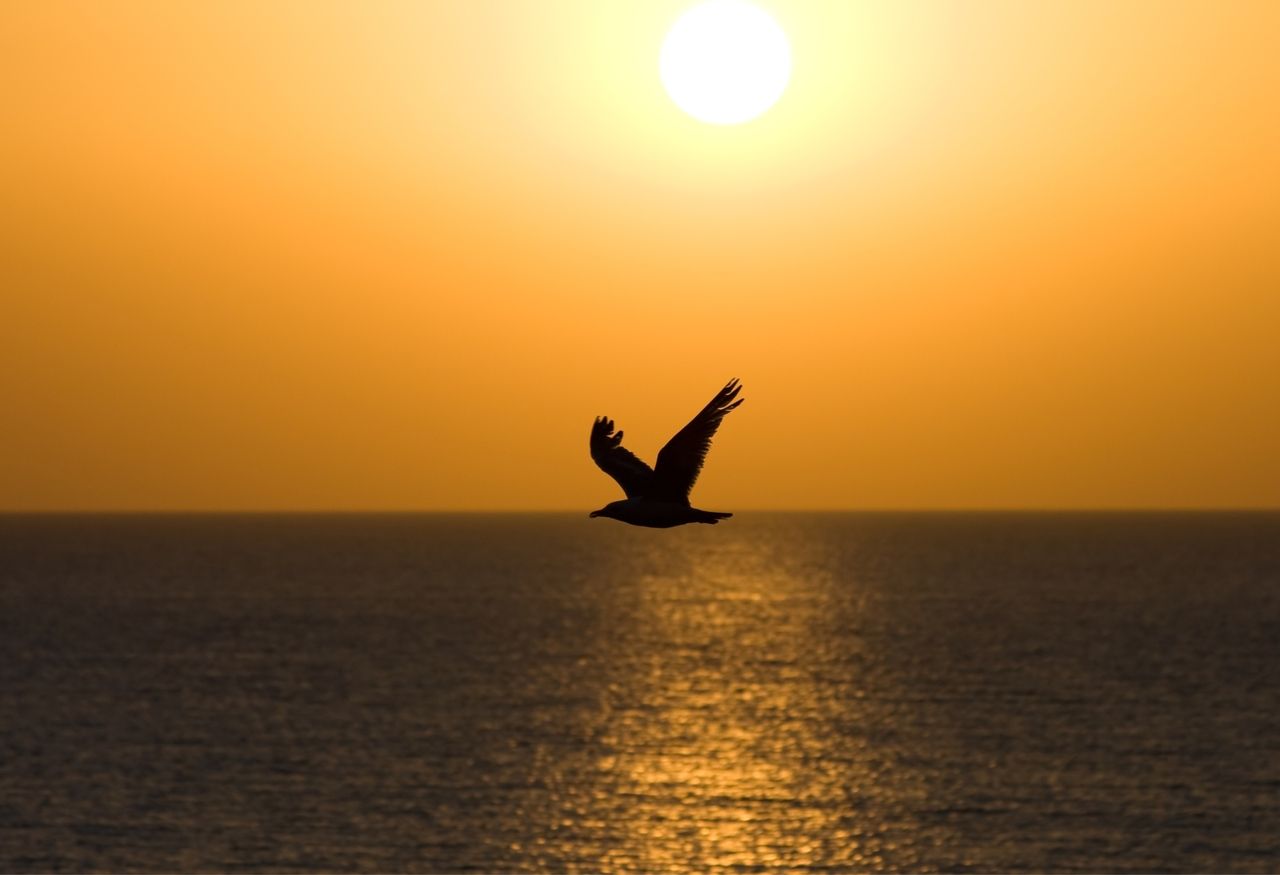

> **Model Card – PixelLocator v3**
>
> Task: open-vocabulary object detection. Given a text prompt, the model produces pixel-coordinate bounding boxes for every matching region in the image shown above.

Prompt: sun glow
[659,0,792,125]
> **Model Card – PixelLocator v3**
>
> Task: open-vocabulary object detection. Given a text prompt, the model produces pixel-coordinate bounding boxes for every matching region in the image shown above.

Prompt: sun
[660,0,792,126]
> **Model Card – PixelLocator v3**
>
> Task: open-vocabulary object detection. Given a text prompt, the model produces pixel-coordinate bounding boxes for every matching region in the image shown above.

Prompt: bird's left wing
[590,416,654,498]
[650,379,743,502]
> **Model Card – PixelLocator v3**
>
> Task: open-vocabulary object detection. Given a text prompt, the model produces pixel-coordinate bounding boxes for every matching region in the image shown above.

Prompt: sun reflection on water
[576,522,921,873]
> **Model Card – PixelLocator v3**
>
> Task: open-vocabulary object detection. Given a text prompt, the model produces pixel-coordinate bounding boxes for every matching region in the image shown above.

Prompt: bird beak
[588,511,600,518]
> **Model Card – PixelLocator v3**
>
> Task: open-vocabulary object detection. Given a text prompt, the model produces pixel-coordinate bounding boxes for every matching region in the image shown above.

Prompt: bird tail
[694,511,733,525]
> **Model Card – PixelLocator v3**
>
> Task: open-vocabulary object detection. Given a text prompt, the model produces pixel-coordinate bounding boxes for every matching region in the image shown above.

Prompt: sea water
[2,512,1278,872]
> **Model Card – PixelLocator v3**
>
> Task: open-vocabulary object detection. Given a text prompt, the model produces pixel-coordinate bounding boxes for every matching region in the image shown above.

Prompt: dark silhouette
[589,379,743,527]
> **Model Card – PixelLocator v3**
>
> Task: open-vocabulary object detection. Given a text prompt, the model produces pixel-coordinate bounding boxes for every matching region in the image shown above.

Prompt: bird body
[588,380,743,528]
[589,498,733,528]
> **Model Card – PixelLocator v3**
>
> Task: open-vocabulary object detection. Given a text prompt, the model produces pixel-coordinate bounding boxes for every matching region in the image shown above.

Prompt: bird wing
[650,379,743,502]
[590,416,655,498]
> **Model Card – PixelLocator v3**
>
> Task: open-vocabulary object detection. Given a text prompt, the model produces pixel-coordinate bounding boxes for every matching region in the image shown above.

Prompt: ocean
[1,512,1277,873]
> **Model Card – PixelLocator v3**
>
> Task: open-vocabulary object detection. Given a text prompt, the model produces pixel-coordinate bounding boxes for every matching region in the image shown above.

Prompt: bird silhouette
[589,379,743,527]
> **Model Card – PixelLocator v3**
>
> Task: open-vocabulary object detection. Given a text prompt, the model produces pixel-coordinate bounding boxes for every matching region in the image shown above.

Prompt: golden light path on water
[541,518,941,873]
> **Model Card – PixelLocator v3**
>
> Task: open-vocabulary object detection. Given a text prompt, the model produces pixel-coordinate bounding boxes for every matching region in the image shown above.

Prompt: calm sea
[1,512,1278,873]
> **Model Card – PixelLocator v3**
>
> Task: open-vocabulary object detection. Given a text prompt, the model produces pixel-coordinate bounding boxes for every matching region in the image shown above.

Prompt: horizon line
[3,507,1278,515]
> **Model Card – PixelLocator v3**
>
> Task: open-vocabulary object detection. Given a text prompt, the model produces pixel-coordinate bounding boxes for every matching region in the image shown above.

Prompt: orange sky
[3,1,1278,511]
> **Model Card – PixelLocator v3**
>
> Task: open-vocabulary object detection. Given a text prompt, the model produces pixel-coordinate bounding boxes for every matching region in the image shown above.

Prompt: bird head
[589,502,622,520]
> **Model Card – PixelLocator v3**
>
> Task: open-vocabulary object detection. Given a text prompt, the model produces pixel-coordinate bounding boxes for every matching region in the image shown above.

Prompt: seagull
[589,379,743,527]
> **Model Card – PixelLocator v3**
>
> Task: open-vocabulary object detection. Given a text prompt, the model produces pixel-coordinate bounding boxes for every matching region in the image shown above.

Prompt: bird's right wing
[650,379,743,502]
[590,416,655,498]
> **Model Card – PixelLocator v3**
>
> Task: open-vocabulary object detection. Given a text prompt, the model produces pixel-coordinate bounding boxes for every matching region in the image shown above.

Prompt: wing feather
[590,416,654,499]
[650,379,743,502]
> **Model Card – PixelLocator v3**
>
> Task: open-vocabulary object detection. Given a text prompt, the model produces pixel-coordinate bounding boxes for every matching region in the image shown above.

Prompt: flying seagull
[589,379,743,527]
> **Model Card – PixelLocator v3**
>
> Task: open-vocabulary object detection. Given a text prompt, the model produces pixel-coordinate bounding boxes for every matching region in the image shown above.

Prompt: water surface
[2,512,1278,872]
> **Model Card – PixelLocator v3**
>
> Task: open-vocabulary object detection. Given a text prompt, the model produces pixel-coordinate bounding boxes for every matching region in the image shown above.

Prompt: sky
[2,0,1278,511]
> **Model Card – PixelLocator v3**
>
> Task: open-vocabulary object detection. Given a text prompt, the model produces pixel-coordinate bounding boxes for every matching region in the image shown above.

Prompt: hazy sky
[3,1,1278,510]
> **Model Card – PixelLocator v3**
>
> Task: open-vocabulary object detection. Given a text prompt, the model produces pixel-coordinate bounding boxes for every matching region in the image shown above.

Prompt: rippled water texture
[2,512,1279,872]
